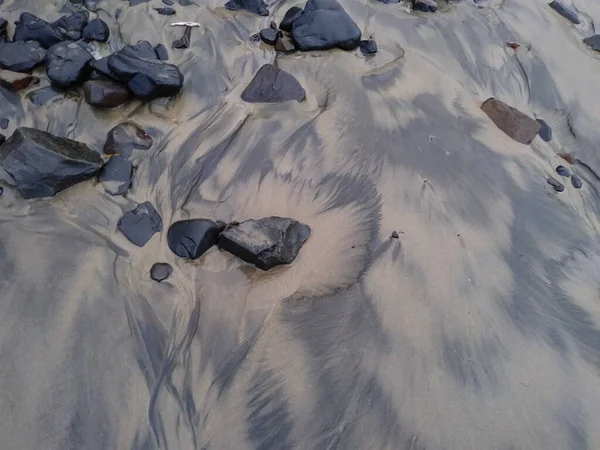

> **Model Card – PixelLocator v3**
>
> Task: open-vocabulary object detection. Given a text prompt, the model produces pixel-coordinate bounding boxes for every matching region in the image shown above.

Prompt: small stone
[130,0,151,5]
[549,0,581,25]
[571,174,582,189]
[536,119,552,142]
[506,41,520,49]
[150,263,173,282]
[0,41,46,72]
[103,122,153,158]
[99,155,133,195]
[218,217,311,271]
[0,118,7,129]
[360,39,377,55]
[167,219,226,259]
[154,44,169,60]
[556,165,570,177]
[275,35,295,52]
[115,8,123,19]
[179,0,195,5]
[260,28,279,45]
[117,201,163,247]
[46,42,94,89]
[583,35,600,52]
[155,7,176,15]
[53,11,89,41]
[558,152,574,164]
[13,13,65,49]
[0,18,8,41]
[280,6,303,32]
[391,231,399,239]
[0,70,39,91]
[547,176,565,193]
[172,26,191,49]
[83,79,131,108]
[413,0,438,12]
[481,98,540,145]
[163,0,175,4]
[241,64,305,103]
[82,18,110,42]
[225,0,269,16]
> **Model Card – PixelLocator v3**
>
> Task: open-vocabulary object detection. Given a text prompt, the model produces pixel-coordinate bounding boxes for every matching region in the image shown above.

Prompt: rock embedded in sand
[481,98,541,145]
[0,118,7,129]
[0,70,39,91]
[275,35,295,52]
[0,133,5,146]
[13,13,66,49]
[172,26,191,49]
[130,0,151,5]
[155,7,176,15]
[536,119,552,142]
[0,41,46,72]
[241,64,306,103]
[0,127,103,199]
[556,165,570,177]
[99,155,132,195]
[150,262,173,282]
[260,28,279,45]
[218,217,311,271]
[167,219,226,259]
[413,0,437,12]
[292,0,361,51]
[225,0,269,16]
[280,7,303,32]
[0,18,8,41]
[547,176,565,192]
[53,11,89,41]
[549,0,581,25]
[83,79,131,108]
[163,0,175,4]
[583,35,600,52]
[103,122,153,158]
[360,39,377,55]
[154,44,169,60]
[82,18,110,42]
[118,201,162,247]
[558,152,573,164]
[46,42,94,88]
[571,173,582,189]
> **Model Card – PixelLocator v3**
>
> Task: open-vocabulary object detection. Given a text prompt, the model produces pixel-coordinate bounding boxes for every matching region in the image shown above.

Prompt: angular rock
[0,41,46,72]
[583,35,600,52]
[179,0,195,5]
[150,262,173,282]
[225,0,269,16]
[241,64,305,103]
[413,0,437,12]
[280,6,303,32]
[1,127,103,199]
[0,18,7,41]
[0,133,5,146]
[82,18,110,42]
[117,201,162,247]
[13,13,65,49]
[549,0,580,25]
[218,217,311,270]
[172,26,191,49]
[556,165,570,177]
[291,0,361,51]
[275,35,295,52]
[90,56,118,80]
[481,98,541,145]
[155,7,176,15]
[167,219,226,259]
[53,11,89,41]
[0,118,7,129]
[260,27,280,45]
[121,41,159,59]
[46,42,94,89]
[0,70,39,91]
[99,155,132,195]
[360,39,377,55]
[154,44,169,60]
[103,122,153,158]
[536,118,552,142]
[558,152,574,164]
[571,174,582,189]
[83,80,131,108]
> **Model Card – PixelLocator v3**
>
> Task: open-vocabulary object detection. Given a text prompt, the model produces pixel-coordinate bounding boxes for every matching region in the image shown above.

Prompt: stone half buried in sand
[103,122,153,158]
[481,98,541,145]
[0,127,103,199]
[98,155,133,196]
[218,217,311,271]
[291,0,361,51]
[167,219,226,260]
[117,201,163,247]
[549,0,581,25]
[225,0,269,16]
[241,64,306,103]
[583,35,600,52]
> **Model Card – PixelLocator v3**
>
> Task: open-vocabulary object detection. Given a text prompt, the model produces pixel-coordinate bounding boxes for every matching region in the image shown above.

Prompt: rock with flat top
[584,35,600,52]
[167,219,226,259]
[0,41,46,72]
[99,155,132,195]
[225,0,269,16]
[481,98,540,145]
[13,13,65,49]
[83,80,131,108]
[117,202,162,247]
[242,64,305,103]
[46,42,94,88]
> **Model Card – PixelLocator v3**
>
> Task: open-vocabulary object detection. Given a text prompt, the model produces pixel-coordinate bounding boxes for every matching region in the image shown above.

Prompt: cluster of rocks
[547,165,583,192]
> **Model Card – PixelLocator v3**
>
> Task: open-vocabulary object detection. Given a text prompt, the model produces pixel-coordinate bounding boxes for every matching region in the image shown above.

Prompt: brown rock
[481,98,541,145]
[506,41,520,50]
[275,34,295,53]
[0,69,39,91]
[558,152,574,164]
[83,80,131,108]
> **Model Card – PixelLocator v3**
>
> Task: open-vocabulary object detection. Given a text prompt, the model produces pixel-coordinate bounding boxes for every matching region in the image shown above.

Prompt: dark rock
[536,119,552,142]
[83,80,131,108]
[1,127,103,199]
[260,28,279,45]
[549,0,580,25]
[117,201,162,247]
[0,118,7,129]
[167,219,226,259]
[0,70,39,91]
[0,18,8,41]
[90,56,118,80]
[150,263,173,282]
[241,64,305,103]
[280,6,303,32]
[547,176,565,193]
[412,0,437,12]
[13,13,65,49]
[163,0,175,4]
[107,46,184,100]
[121,41,159,59]
[115,8,123,20]
[481,98,541,145]
[154,44,169,60]
[218,217,311,270]
[556,165,570,177]
[506,41,520,50]
[360,39,377,54]
[46,42,94,89]
[82,18,110,42]
[179,0,195,5]
[391,231,399,239]
[583,35,600,52]
[275,35,295,52]
[0,134,4,146]
[571,174,582,189]
[26,86,61,105]
[155,7,176,15]
[130,0,151,5]
[53,11,89,41]
[99,155,132,195]
[172,26,191,49]
[103,122,153,158]
[378,0,400,3]
[0,41,46,72]
[291,0,361,51]
[225,0,269,16]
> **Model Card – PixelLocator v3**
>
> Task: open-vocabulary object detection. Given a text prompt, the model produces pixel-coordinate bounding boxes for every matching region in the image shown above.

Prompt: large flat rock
[481,98,541,145]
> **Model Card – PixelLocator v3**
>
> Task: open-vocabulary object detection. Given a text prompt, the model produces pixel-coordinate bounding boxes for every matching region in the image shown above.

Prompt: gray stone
[413,0,437,12]
[225,0,269,16]
[150,263,173,282]
[0,41,46,73]
[241,64,305,103]
[103,122,153,158]
[82,18,110,42]
[117,201,162,247]
[46,42,94,88]
[536,119,552,142]
[481,98,541,145]
[571,174,582,189]
[583,35,600,52]
[549,0,581,25]
[547,176,565,193]
[99,155,133,195]
[13,13,65,49]
[167,219,226,259]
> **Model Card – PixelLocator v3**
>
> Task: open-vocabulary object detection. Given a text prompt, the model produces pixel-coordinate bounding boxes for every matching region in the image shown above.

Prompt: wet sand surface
[2,0,600,448]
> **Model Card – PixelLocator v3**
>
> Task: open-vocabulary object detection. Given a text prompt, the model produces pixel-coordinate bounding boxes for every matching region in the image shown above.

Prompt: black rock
[172,26,191,49]
[280,6,303,32]
[1,127,103,199]
[117,201,163,247]
[260,28,279,45]
[167,219,226,259]
[103,122,153,158]
[0,133,4,146]
[154,44,169,60]
[549,0,581,25]
[241,64,305,103]
[360,39,377,54]
[53,11,89,41]
[412,0,437,12]
[0,18,8,41]
[571,174,582,189]
[583,35,600,52]
[121,41,159,59]
[291,0,361,51]
[536,119,552,142]
[218,217,311,270]
[0,41,46,72]
[0,118,7,129]
[378,0,400,3]
[107,47,184,100]
[179,0,195,5]
[46,42,94,89]
[391,231,399,239]
[83,79,131,108]
[82,18,110,42]
[556,165,570,177]
[151,262,173,282]
[155,7,176,15]
[225,0,269,16]
[163,0,175,4]
[547,176,565,193]
[99,155,133,195]
[13,13,65,49]
[130,0,151,5]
